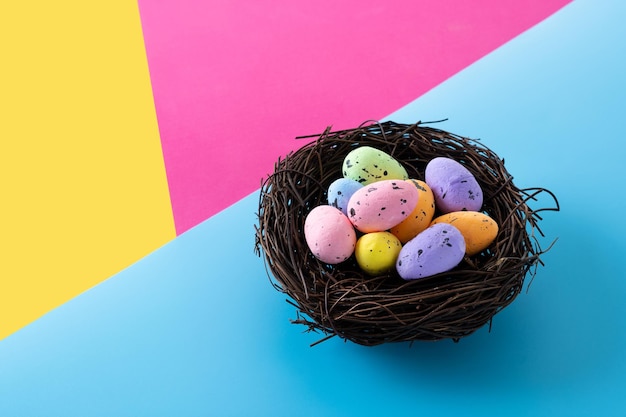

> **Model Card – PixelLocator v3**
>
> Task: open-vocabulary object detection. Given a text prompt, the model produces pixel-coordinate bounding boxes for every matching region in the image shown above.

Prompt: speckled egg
[355,231,403,276]
[347,179,418,233]
[304,205,356,264]
[396,223,466,280]
[327,178,363,216]
[342,146,409,185]
[390,179,436,243]
[425,157,483,213]
[431,211,499,256]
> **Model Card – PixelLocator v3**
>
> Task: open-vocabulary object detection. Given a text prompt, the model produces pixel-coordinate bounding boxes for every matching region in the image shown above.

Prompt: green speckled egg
[342,146,408,185]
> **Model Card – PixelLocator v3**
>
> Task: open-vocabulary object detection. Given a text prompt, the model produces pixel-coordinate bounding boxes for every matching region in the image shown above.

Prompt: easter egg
[390,179,436,243]
[342,146,409,185]
[431,211,499,256]
[304,205,356,264]
[396,223,465,280]
[327,178,363,216]
[425,157,483,213]
[347,179,418,233]
[355,232,403,276]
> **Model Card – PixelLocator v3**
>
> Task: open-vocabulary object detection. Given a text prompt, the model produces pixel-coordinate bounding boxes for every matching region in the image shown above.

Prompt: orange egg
[430,211,498,256]
[390,179,436,243]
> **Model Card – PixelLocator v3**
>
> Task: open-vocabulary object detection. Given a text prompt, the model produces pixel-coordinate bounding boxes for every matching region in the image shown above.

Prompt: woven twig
[254,121,558,346]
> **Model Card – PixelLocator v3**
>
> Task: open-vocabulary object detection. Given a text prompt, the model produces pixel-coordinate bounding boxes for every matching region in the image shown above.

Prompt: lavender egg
[327,178,363,216]
[425,157,483,213]
[396,223,465,280]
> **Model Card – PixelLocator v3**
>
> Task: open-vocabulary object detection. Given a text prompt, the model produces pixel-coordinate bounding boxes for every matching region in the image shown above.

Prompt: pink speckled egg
[346,180,418,233]
[304,205,357,264]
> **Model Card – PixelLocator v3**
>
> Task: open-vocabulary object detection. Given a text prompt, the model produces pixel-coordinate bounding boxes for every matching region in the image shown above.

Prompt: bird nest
[254,120,558,346]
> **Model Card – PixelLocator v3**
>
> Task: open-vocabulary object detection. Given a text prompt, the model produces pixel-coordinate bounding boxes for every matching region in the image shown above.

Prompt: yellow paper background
[0,1,175,339]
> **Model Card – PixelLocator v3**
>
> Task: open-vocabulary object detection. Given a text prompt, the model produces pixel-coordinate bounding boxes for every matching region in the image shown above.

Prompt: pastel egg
[342,146,409,185]
[327,178,364,216]
[390,179,436,243]
[431,211,499,256]
[304,205,356,264]
[347,179,418,233]
[396,223,466,280]
[425,157,483,213]
[355,232,403,276]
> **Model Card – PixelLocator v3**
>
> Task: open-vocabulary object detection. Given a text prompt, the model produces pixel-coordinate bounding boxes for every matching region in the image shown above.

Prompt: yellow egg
[390,179,436,243]
[355,232,402,276]
[430,211,499,256]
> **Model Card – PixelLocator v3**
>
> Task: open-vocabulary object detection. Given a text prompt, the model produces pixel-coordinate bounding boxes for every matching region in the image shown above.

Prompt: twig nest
[255,121,558,346]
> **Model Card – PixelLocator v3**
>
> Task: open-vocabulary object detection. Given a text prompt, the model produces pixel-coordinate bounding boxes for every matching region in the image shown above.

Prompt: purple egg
[327,178,363,216]
[425,157,483,213]
[396,223,465,280]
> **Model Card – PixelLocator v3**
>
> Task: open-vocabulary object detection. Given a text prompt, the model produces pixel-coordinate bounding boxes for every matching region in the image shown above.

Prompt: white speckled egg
[304,205,356,264]
[342,146,408,185]
[347,179,418,233]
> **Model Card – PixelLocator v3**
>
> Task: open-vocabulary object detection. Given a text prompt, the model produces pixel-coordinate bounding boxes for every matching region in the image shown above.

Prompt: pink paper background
[138,0,570,234]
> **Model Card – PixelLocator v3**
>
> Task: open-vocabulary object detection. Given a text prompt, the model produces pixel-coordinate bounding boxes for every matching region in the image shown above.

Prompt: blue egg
[327,178,363,216]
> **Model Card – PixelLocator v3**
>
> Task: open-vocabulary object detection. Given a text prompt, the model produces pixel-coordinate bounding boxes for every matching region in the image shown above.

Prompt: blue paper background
[1,1,625,415]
